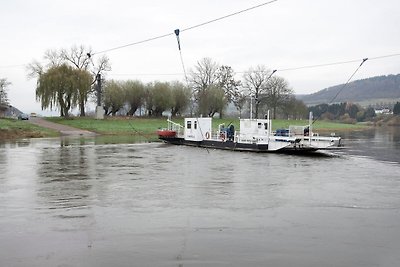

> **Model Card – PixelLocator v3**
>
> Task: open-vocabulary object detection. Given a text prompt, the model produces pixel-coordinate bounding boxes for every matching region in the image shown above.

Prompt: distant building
[375,108,392,115]
[0,105,23,118]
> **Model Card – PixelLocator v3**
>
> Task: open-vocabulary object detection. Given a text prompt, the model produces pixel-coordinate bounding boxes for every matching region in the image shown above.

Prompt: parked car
[18,113,29,120]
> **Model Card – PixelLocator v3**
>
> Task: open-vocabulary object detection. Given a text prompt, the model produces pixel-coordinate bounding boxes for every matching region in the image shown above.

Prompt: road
[28,117,96,136]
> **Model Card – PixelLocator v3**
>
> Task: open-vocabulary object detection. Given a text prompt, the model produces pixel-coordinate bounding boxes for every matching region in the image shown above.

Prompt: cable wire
[277,53,400,72]
[104,52,399,77]
[312,58,368,124]
[93,0,278,55]
[277,59,362,72]
[93,32,175,55]
[180,0,278,33]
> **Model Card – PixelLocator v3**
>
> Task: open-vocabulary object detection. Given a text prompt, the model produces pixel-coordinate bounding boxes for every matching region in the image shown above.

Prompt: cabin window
[264,123,268,130]
[194,121,197,129]
[258,123,262,129]
[187,121,192,129]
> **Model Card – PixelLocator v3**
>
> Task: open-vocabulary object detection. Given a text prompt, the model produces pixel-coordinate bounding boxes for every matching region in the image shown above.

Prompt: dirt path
[28,117,96,136]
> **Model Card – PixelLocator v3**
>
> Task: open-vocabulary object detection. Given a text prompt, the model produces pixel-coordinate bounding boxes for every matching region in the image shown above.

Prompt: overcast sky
[1,0,399,115]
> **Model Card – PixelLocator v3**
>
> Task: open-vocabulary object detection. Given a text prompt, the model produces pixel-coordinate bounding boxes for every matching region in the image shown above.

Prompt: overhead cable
[105,53,399,77]
[93,0,278,55]
[312,58,368,124]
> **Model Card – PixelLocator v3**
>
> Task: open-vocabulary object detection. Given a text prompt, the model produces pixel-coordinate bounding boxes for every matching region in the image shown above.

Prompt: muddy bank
[0,128,45,140]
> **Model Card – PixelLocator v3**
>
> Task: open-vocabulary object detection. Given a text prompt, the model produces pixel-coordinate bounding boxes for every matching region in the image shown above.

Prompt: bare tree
[61,45,91,70]
[232,90,248,117]
[26,49,63,79]
[218,65,241,103]
[26,60,44,79]
[189,57,220,94]
[0,78,11,112]
[263,76,294,119]
[188,58,239,117]
[61,45,111,78]
[243,65,273,119]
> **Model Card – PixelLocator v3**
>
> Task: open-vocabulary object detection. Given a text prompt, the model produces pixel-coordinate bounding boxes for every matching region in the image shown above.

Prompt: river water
[0,128,399,267]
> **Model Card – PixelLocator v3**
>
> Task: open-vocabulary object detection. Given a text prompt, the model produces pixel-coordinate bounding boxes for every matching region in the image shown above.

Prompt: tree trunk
[127,106,137,116]
[255,102,259,119]
[63,104,70,118]
[171,109,177,117]
[80,99,85,117]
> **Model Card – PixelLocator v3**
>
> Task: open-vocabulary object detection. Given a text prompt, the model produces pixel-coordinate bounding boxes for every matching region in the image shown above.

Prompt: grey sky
[1,0,399,115]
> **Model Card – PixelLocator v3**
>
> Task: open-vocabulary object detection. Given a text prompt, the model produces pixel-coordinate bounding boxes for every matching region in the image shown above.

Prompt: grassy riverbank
[0,118,58,140]
[47,116,367,136]
[0,116,368,140]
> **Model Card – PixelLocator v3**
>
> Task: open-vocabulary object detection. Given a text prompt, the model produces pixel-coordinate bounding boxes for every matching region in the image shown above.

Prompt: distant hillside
[297,74,400,106]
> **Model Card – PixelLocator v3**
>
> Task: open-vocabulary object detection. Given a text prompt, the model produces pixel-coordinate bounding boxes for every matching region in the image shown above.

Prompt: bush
[340,113,357,124]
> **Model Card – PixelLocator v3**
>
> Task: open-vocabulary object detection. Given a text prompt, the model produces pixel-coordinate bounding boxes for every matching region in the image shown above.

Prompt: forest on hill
[297,74,400,106]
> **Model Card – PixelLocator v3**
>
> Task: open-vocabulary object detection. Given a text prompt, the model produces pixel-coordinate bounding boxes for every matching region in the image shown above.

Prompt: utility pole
[95,73,104,119]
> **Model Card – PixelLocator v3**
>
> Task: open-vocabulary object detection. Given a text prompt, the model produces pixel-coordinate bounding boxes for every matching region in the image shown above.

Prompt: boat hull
[159,136,319,153]
[156,129,177,138]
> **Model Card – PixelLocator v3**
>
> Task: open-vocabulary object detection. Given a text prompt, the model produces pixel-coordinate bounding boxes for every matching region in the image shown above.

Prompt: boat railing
[167,119,184,136]
[288,125,308,136]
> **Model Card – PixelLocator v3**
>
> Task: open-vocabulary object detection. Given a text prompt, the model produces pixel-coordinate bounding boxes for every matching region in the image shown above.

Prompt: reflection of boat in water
[157,112,341,153]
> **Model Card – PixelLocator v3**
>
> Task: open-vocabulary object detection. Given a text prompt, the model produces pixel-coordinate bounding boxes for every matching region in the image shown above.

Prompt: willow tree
[124,80,145,116]
[102,80,125,116]
[36,64,92,117]
[170,81,190,117]
[151,82,172,117]
[61,45,111,116]
[28,45,111,116]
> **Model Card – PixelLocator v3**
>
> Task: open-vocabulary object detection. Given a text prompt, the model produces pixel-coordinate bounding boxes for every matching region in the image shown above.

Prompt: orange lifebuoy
[205,132,210,139]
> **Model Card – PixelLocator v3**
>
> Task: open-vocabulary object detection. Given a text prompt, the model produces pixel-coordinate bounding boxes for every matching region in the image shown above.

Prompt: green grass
[0,118,58,139]
[0,116,368,141]
[46,116,366,137]
[46,117,171,136]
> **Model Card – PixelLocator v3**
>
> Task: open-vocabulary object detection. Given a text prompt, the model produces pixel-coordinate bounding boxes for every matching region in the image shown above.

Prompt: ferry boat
[157,112,341,153]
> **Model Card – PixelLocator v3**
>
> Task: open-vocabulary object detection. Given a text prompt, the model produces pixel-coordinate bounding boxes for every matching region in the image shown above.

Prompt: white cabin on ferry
[184,118,212,141]
[238,119,271,143]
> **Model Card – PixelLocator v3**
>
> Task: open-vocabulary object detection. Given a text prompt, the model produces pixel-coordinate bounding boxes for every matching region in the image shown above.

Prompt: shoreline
[1,116,396,141]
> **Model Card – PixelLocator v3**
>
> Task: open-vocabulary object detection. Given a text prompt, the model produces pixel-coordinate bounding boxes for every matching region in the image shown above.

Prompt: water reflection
[340,126,400,163]
[0,138,31,148]
[0,131,399,266]
[36,140,92,219]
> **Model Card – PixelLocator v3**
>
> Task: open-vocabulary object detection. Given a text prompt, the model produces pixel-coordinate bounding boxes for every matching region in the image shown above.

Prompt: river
[0,127,399,266]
